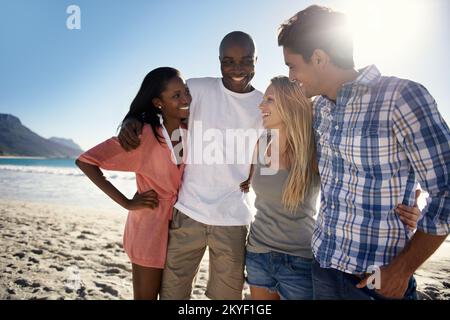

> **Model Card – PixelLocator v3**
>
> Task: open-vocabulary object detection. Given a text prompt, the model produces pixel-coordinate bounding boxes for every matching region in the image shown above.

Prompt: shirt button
[335,125,339,130]
[331,205,336,209]
[335,178,339,183]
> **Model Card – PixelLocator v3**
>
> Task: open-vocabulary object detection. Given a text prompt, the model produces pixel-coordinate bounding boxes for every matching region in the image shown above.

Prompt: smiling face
[259,84,283,130]
[220,43,256,93]
[153,76,192,120]
[283,47,322,98]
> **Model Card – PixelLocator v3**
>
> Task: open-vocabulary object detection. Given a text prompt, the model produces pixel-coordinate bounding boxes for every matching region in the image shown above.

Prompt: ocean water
[0,158,137,213]
[0,158,259,216]
[0,158,427,217]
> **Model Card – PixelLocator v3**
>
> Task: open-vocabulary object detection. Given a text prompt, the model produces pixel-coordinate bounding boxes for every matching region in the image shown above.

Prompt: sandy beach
[1,200,448,300]
[0,200,251,300]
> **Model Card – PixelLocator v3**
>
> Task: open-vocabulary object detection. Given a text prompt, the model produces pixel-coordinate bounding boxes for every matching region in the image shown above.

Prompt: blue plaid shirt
[312,65,450,274]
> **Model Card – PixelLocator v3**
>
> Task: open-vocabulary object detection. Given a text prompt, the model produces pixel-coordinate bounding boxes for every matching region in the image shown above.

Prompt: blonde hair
[270,76,315,211]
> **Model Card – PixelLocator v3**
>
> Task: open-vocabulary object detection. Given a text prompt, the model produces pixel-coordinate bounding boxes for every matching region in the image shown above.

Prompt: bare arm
[76,159,158,210]
[118,118,144,151]
[357,231,447,298]
[392,231,447,276]
[357,179,445,298]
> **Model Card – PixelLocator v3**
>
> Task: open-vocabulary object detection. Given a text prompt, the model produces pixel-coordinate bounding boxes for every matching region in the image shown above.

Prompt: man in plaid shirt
[278,5,450,299]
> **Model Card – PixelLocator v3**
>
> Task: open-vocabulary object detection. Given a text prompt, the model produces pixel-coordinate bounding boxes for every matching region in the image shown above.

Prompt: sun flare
[337,0,428,68]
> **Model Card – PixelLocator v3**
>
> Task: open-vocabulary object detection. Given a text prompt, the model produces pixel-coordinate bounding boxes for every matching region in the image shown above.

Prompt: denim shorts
[245,250,313,300]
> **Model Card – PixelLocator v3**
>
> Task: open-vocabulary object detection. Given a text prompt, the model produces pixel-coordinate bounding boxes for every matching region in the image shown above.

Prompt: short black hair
[278,5,354,69]
[219,31,256,58]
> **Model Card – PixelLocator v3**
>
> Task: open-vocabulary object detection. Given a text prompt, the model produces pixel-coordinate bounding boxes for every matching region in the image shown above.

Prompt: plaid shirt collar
[316,65,382,105]
[347,64,381,88]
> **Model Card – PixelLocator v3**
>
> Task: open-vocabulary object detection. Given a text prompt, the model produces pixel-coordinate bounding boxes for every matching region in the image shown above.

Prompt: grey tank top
[247,163,320,258]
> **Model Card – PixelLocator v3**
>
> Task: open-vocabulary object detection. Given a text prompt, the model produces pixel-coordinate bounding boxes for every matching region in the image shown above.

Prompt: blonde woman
[240,76,421,300]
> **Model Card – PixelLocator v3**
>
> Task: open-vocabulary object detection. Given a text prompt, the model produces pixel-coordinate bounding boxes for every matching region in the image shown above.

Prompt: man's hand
[240,164,254,193]
[118,118,143,151]
[356,262,412,299]
[125,190,159,210]
[240,179,251,193]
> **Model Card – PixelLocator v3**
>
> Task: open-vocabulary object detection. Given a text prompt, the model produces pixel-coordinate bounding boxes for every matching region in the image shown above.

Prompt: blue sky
[1,0,449,150]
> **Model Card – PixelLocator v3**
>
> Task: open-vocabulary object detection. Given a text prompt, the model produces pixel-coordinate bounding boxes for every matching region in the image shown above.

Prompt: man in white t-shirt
[118,31,263,299]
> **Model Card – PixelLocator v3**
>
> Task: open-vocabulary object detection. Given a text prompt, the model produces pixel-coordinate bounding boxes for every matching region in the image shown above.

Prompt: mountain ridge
[0,113,83,158]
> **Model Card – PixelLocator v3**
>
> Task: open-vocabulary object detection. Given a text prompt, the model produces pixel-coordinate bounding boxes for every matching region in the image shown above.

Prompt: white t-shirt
[174,77,263,226]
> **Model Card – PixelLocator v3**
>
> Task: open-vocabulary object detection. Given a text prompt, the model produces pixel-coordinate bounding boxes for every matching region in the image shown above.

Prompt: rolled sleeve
[393,81,450,235]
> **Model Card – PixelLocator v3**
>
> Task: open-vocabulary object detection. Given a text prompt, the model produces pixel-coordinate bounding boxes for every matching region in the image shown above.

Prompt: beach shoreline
[0,156,79,160]
[0,156,48,159]
[0,199,448,300]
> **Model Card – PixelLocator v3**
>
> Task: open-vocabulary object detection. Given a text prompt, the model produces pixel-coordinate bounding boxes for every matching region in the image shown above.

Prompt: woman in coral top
[76,67,191,300]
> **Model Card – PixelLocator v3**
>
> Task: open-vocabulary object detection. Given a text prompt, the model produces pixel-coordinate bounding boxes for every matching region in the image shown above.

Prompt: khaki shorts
[160,208,248,300]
